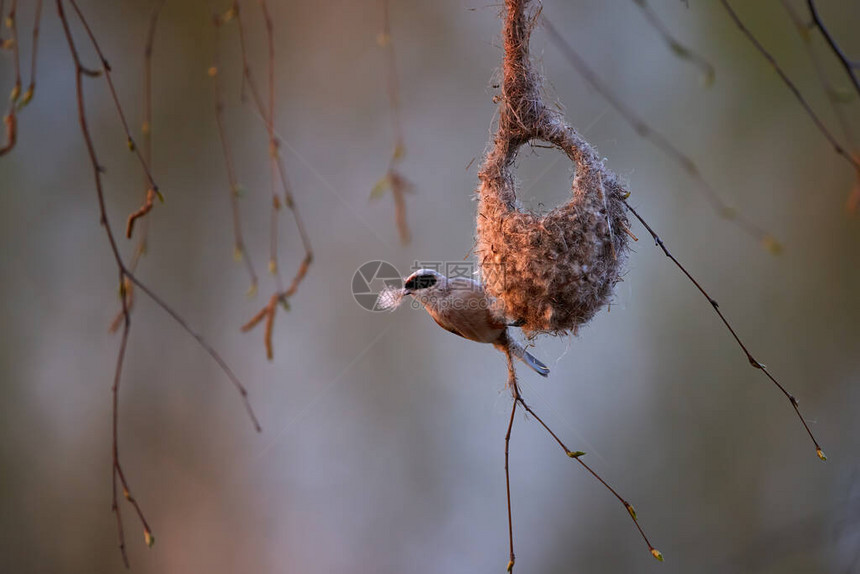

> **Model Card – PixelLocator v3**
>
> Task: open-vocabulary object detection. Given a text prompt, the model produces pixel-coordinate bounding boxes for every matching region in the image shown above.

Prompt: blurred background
[1,0,858,572]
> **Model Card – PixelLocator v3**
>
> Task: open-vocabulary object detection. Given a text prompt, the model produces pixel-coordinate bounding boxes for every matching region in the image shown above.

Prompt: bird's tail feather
[508,341,550,377]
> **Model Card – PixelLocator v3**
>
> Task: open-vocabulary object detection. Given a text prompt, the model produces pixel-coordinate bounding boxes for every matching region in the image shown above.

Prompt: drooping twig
[500,341,662,572]
[632,0,715,86]
[805,0,860,98]
[0,0,20,157]
[502,345,518,573]
[109,0,165,334]
[231,0,313,360]
[55,2,148,563]
[131,0,164,261]
[781,0,857,150]
[261,0,282,285]
[211,6,259,295]
[64,0,163,238]
[20,0,41,107]
[717,0,860,176]
[370,0,412,244]
[541,16,782,254]
[624,201,826,462]
[780,0,860,213]
[56,1,261,565]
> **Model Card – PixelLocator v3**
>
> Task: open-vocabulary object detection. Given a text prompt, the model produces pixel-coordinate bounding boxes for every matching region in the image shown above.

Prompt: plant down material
[476,0,628,335]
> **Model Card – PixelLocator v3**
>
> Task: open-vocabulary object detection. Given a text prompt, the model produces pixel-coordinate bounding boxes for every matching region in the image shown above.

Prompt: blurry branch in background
[623,202,827,462]
[60,0,164,241]
[210,0,312,360]
[632,0,715,87]
[211,7,259,295]
[370,0,412,244]
[56,0,262,566]
[805,0,860,98]
[540,16,784,255]
[110,0,164,334]
[22,0,40,108]
[780,0,860,213]
[717,0,860,179]
[0,0,41,154]
[0,0,18,156]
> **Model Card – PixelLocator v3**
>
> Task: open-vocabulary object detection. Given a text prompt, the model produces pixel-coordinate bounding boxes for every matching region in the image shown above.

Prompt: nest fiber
[476,0,628,335]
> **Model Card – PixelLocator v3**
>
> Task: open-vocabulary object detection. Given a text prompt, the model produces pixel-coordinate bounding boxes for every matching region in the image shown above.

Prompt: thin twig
[624,201,826,462]
[632,0,715,86]
[502,345,518,573]
[110,0,164,333]
[806,0,860,98]
[20,0,41,106]
[541,16,782,254]
[781,0,857,150]
[55,2,147,564]
[7,0,20,95]
[131,0,164,258]
[517,395,663,561]
[56,1,261,565]
[371,0,412,244]
[260,0,283,288]
[0,0,20,157]
[233,0,314,359]
[212,7,259,294]
[501,342,663,569]
[128,275,261,432]
[780,0,860,213]
[717,0,860,176]
[65,0,163,237]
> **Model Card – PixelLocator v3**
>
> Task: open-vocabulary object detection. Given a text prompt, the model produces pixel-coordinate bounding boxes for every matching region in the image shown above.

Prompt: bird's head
[403,269,446,295]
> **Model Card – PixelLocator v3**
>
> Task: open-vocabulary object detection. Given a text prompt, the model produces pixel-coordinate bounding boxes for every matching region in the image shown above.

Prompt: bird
[395,268,550,377]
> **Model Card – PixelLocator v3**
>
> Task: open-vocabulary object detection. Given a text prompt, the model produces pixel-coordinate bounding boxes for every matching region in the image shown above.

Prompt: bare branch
[233,1,314,359]
[624,201,826,462]
[56,1,262,564]
[211,9,259,294]
[66,0,163,232]
[0,0,20,157]
[371,0,412,244]
[717,0,860,176]
[806,0,860,98]
[632,0,715,86]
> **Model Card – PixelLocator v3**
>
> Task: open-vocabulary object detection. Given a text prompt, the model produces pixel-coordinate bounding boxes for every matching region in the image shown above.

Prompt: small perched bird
[382,268,550,377]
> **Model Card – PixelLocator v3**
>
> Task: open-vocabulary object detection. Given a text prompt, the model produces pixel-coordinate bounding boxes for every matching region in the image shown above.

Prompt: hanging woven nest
[476,0,629,336]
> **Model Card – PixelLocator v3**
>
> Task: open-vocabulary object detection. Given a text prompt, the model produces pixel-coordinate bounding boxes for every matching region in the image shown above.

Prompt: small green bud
[625,503,637,520]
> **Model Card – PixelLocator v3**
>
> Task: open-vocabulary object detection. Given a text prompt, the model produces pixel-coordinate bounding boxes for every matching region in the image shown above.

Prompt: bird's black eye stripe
[405,274,437,291]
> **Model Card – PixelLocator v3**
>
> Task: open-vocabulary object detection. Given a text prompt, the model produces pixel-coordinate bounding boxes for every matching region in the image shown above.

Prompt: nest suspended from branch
[476,0,629,336]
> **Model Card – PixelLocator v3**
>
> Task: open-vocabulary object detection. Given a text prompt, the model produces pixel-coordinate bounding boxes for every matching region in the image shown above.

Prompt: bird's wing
[446,277,508,331]
[430,314,466,338]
